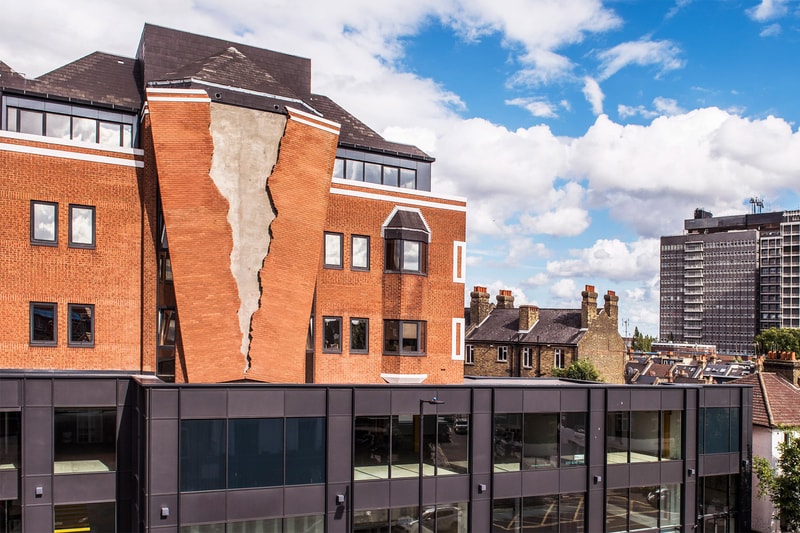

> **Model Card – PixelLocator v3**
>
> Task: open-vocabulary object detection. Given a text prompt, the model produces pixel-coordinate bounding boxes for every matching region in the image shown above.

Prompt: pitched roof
[736,373,800,428]
[466,307,586,346]
[0,60,31,89]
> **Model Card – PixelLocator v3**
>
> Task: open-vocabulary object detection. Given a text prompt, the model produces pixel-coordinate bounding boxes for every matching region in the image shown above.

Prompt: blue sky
[3,0,800,337]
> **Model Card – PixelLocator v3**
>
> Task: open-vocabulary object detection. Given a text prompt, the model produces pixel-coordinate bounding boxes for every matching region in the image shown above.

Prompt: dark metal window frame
[30,301,57,346]
[351,234,370,271]
[383,319,427,356]
[322,316,343,353]
[30,200,58,246]
[384,238,428,275]
[67,303,94,348]
[350,318,369,353]
[68,204,96,249]
[323,232,344,269]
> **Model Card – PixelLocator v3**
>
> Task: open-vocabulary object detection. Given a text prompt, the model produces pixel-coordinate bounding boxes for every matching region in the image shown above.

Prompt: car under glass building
[0,373,752,532]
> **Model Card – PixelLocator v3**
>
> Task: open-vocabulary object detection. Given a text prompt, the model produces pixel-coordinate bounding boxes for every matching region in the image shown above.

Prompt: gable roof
[466,307,586,346]
[736,372,800,428]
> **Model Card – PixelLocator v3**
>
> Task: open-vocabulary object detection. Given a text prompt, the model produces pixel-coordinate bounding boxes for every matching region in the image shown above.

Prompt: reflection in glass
[180,419,225,491]
[353,509,388,532]
[606,488,628,532]
[72,117,96,143]
[346,160,364,181]
[68,304,93,346]
[0,412,20,469]
[324,233,342,267]
[630,411,659,462]
[32,202,57,242]
[46,113,71,139]
[662,411,682,460]
[383,166,399,187]
[54,408,116,474]
[493,498,520,533]
[99,121,120,146]
[522,413,557,469]
[522,495,558,531]
[70,205,94,246]
[350,318,368,352]
[19,109,43,135]
[494,413,523,472]
[560,412,586,466]
[332,158,344,179]
[323,317,342,351]
[228,418,283,488]
[660,484,681,527]
[560,493,585,532]
[364,162,382,184]
[285,515,324,532]
[402,240,420,271]
[352,235,369,269]
[228,519,281,533]
[285,417,325,485]
[606,412,629,464]
[629,486,659,531]
[400,168,416,188]
[31,303,57,344]
[354,416,390,480]
[54,503,115,533]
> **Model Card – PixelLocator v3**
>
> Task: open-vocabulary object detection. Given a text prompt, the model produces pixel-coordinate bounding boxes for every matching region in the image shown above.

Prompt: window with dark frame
[5,103,134,148]
[350,318,368,352]
[30,302,57,346]
[383,320,426,355]
[351,235,370,270]
[324,232,343,268]
[323,317,342,352]
[157,308,177,382]
[384,238,428,274]
[30,200,58,245]
[68,304,94,347]
[68,205,95,248]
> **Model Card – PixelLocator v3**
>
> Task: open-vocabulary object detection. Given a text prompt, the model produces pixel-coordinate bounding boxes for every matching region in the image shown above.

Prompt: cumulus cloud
[597,39,685,81]
[506,97,559,118]
[550,278,578,300]
[545,239,661,282]
[760,23,782,37]
[582,77,604,115]
[746,0,789,21]
[618,97,684,119]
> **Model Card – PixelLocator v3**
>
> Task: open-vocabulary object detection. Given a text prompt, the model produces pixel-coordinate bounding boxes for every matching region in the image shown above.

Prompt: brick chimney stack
[496,289,515,309]
[519,305,539,331]
[604,290,619,327]
[470,286,492,325]
[581,285,598,329]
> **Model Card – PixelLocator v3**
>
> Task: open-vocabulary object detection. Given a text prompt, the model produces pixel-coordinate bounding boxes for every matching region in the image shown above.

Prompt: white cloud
[666,0,692,20]
[618,97,684,120]
[523,272,550,287]
[746,0,789,21]
[582,77,604,115]
[506,97,559,118]
[545,238,661,282]
[760,23,782,37]
[550,278,578,300]
[597,39,684,81]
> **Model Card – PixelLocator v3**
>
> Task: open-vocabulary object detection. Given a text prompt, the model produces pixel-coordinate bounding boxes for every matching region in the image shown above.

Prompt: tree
[553,359,603,382]
[755,327,800,355]
[753,430,800,531]
[630,326,655,352]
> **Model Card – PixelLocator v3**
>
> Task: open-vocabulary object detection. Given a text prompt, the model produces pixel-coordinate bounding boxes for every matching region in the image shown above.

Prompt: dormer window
[382,207,430,275]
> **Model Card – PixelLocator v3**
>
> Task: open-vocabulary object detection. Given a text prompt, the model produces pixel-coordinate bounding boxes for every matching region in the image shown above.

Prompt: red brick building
[0,24,466,384]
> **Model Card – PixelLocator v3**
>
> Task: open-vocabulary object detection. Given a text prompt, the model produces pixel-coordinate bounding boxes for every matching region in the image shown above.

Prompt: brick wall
[577,311,626,383]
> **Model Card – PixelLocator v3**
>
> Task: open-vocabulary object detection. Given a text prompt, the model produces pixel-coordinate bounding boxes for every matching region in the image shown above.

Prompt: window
[323,317,342,352]
[495,412,586,472]
[30,302,57,346]
[323,232,343,268]
[497,346,508,362]
[606,484,681,531]
[68,304,94,347]
[0,412,20,469]
[554,348,564,369]
[700,407,740,454]
[607,410,682,463]
[286,417,326,485]
[385,238,428,274]
[54,408,116,473]
[465,345,474,365]
[333,157,418,190]
[180,419,226,491]
[522,347,532,368]
[30,200,57,245]
[351,235,370,270]
[228,418,283,488]
[68,205,95,248]
[350,318,368,353]
[157,308,177,382]
[383,320,426,355]
[493,494,584,532]
[55,503,115,533]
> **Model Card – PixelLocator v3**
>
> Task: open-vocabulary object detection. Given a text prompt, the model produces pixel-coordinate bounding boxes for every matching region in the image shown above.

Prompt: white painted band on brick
[332,177,466,203]
[452,318,466,360]
[0,142,144,168]
[289,115,340,135]
[147,96,212,103]
[453,241,467,283]
[0,130,144,156]
[330,187,467,212]
[286,106,341,129]
[146,88,209,96]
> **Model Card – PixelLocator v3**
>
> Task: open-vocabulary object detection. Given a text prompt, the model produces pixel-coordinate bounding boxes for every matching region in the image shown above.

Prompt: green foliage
[754,432,800,531]
[630,326,655,352]
[755,328,800,355]
[553,359,603,382]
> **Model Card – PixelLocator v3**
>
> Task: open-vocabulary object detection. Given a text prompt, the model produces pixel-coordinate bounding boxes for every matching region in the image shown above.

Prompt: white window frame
[554,348,565,369]
[465,345,474,365]
[522,347,532,368]
[497,345,508,362]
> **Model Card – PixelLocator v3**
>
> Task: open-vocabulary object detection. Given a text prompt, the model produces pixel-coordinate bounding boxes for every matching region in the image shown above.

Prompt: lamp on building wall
[419,397,445,526]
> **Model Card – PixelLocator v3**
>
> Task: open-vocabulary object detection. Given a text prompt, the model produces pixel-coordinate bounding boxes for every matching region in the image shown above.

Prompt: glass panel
[285,515,324,533]
[332,158,344,179]
[72,116,97,143]
[364,162,382,184]
[228,519,281,533]
[354,509,388,532]
[385,239,402,271]
[156,347,176,382]
[54,503,115,533]
[494,413,522,472]
[662,411,682,460]
[68,304,93,345]
[354,416,390,480]
[122,124,133,147]
[18,109,43,135]
[0,412,21,469]
[559,493,584,533]
[493,498,520,533]
[352,235,369,269]
[228,418,283,488]
[629,486,659,531]
[382,166,399,187]
[630,411,659,462]
[158,309,177,346]
[400,168,416,189]
[391,415,418,478]
[31,303,57,343]
[54,408,116,473]
[98,121,121,146]
[6,107,18,131]
[32,202,57,242]
[285,417,325,485]
[703,475,730,515]
[522,413,558,469]
[323,317,342,352]
[180,419,225,491]
[346,160,364,181]
[522,495,558,532]
[606,488,629,532]
[606,412,629,464]
[390,507,419,532]
[422,504,467,533]
[560,412,586,466]
[660,484,682,526]
[350,318,368,352]
[70,206,94,246]
[45,113,71,139]
[0,499,21,533]
[180,525,225,533]
[324,233,342,267]
[401,322,419,352]
[703,408,730,454]
[402,240,420,272]
[384,320,400,353]
[440,415,469,474]
[730,408,740,452]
